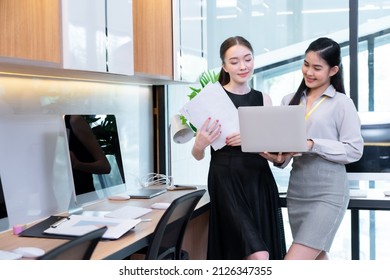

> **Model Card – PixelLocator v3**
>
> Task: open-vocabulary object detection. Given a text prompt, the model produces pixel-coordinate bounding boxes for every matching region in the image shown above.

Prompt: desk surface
[279,188,390,210]
[0,187,210,260]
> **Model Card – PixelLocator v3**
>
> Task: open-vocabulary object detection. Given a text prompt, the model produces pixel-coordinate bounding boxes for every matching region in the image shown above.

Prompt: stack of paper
[179,82,239,150]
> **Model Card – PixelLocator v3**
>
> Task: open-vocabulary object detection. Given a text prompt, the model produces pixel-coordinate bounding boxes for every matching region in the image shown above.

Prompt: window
[167,0,390,260]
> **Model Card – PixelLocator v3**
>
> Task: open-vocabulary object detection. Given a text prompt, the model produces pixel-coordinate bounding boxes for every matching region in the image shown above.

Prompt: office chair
[37,226,107,260]
[144,189,206,260]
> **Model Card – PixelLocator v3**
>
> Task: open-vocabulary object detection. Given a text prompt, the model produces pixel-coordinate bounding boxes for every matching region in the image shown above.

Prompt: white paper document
[43,215,141,240]
[104,205,152,219]
[179,82,239,150]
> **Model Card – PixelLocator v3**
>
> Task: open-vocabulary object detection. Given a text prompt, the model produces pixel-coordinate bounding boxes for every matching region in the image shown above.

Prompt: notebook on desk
[238,105,308,153]
[127,188,167,199]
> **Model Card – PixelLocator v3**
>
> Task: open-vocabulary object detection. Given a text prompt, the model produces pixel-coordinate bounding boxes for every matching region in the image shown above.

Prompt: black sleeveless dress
[207,89,286,260]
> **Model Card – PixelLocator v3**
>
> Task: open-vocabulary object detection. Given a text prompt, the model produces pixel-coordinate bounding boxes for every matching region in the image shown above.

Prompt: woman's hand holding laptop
[260,140,313,165]
[260,152,292,165]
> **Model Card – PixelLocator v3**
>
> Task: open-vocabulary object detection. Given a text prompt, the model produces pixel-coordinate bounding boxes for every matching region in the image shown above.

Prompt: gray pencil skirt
[286,153,349,252]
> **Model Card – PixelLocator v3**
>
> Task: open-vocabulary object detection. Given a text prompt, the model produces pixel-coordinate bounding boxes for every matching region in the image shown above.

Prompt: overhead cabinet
[0,0,133,76]
[62,0,134,75]
[0,0,205,81]
[132,0,207,82]
[0,0,62,64]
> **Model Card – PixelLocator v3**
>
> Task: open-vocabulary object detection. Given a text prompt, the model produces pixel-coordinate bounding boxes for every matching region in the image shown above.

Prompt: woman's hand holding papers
[192,118,221,160]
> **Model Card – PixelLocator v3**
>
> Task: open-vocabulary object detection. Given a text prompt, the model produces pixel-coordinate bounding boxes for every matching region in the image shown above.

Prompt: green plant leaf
[179,115,188,125]
[188,87,201,100]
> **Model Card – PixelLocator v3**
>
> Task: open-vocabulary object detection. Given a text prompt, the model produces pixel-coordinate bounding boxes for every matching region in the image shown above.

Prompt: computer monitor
[0,176,9,232]
[346,112,390,181]
[65,115,126,213]
[0,115,74,226]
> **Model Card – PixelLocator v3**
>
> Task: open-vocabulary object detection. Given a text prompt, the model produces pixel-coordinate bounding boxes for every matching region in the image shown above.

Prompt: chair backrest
[145,189,206,260]
[37,226,107,260]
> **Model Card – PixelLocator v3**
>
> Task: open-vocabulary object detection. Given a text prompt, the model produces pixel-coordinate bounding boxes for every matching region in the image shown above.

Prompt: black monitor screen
[0,177,7,219]
[0,176,9,232]
[346,113,390,180]
[65,115,125,206]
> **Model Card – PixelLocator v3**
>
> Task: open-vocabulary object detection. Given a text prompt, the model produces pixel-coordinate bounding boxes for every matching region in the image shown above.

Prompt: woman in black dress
[191,36,286,260]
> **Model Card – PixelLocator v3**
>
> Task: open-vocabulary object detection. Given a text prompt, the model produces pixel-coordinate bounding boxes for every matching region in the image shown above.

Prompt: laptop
[127,188,167,199]
[238,105,307,153]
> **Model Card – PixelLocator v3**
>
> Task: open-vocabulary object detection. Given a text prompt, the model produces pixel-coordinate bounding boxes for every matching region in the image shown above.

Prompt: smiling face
[222,44,254,86]
[302,51,339,93]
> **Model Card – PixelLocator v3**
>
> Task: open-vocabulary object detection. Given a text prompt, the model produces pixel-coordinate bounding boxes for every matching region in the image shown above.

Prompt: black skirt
[206,147,286,260]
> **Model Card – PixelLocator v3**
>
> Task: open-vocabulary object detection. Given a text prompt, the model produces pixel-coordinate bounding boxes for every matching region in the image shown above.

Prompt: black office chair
[144,189,206,260]
[37,226,107,260]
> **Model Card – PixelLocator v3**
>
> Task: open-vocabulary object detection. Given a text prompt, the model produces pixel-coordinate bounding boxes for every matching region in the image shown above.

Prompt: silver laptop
[238,105,307,153]
[128,188,167,199]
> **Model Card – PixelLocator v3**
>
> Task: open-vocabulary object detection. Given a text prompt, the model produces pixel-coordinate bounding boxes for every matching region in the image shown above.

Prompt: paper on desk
[104,205,152,219]
[43,215,141,240]
[179,82,239,150]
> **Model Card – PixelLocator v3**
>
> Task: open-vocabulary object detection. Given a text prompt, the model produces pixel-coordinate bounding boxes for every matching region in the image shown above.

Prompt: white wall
[0,74,154,226]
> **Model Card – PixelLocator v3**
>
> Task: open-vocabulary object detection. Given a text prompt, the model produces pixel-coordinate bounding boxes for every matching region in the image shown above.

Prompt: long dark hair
[289,37,345,105]
[218,36,254,86]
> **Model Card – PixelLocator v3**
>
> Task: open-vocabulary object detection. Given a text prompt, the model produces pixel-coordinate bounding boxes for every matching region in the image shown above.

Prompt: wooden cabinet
[0,0,134,75]
[132,0,205,82]
[0,0,61,64]
[0,0,204,82]
[133,0,173,79]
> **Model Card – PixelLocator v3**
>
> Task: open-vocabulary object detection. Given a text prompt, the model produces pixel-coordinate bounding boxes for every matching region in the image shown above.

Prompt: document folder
[20,215,141,240]
[43,215,141,240]
[19,216,76,240]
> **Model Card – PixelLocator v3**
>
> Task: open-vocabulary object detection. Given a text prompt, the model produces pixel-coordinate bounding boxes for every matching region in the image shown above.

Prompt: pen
[50,217,70,228]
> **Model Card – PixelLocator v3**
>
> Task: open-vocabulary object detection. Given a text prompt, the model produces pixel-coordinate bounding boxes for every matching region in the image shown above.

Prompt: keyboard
[104,205,152,219]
